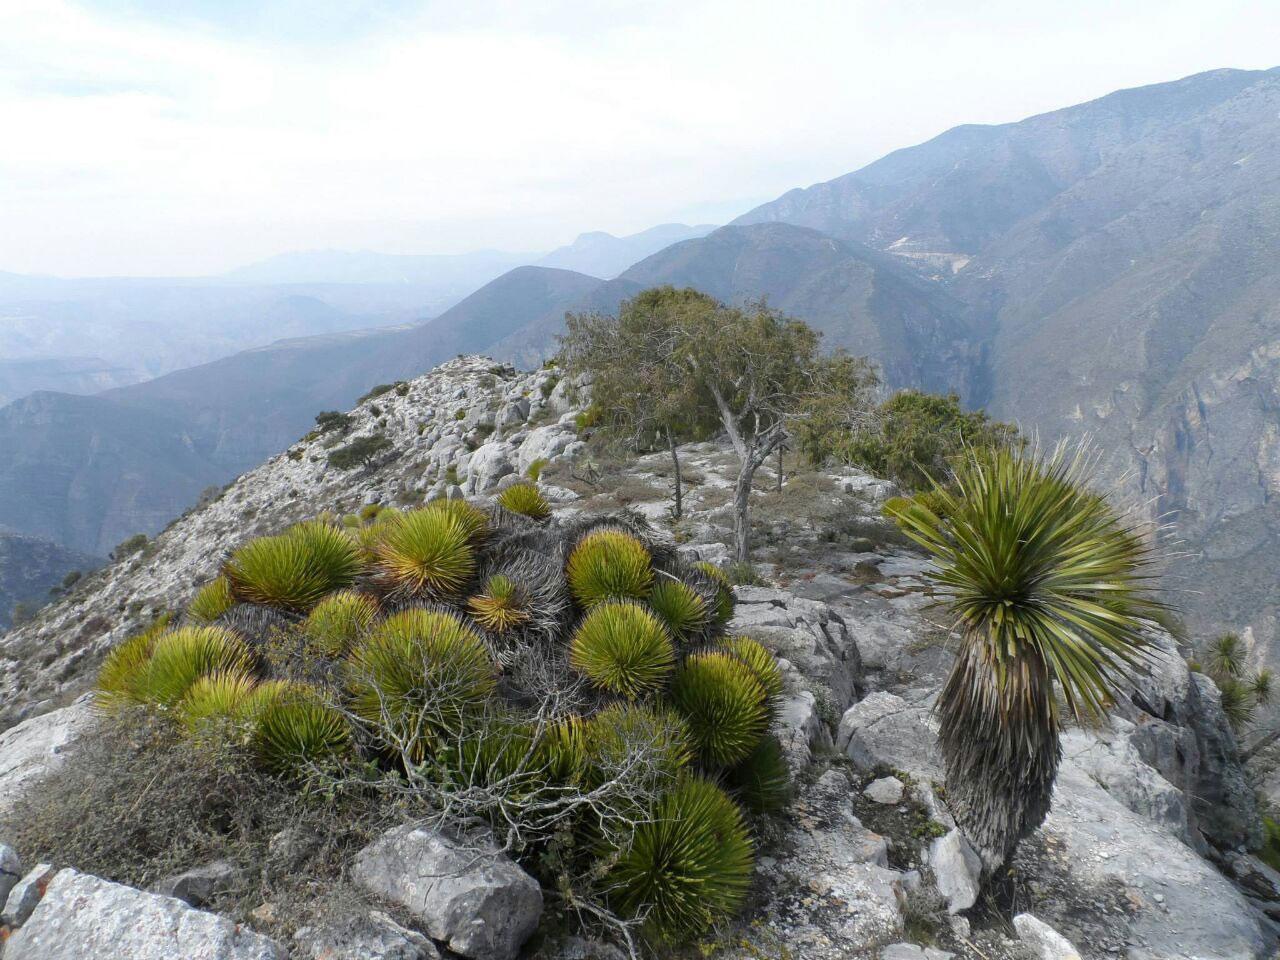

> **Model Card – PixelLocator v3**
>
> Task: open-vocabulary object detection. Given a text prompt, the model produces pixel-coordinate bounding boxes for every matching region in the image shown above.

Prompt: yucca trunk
[938,633,1062,870]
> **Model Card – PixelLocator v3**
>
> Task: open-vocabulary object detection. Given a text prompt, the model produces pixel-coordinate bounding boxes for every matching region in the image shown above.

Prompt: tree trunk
[732,460,754,563]
[776,443,784,493]
[666,427,683,521]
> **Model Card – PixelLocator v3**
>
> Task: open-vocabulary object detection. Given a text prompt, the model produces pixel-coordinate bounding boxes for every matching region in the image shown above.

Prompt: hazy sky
[2,0,1277,277]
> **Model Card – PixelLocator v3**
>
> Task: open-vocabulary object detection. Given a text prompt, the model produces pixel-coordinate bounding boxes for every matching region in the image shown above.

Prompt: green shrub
[112,533,149,560]
[188,576,235,624]
[670,651,768,767]
[372,507,477,599]
[358,383,395,403]
[647,578,708,640]
[466,574,530,634]
[566,530,653,608]
[496,483,551,521]
[604,775,753,942]
[525,457,550,481]
[314,410,352,433]
[583,703,691,791]
[176,669,258,732]
[725,561,763,586]
[303,590,380,657]
[122,626,255,709]
[569,601,675,700]
[694,561,736,625]
[346,608,495,749]
[327,435,393,471]
[249,682,350,776]
[575,403,603,432]
[454,408,467,421]
[724,735,791,813]
[224,522,363,612]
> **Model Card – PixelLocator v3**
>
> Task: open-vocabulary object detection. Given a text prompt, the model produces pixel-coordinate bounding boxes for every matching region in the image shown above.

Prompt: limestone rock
[0,842,21,907]
[928,830,981,914]
[1013,912,1082,960]
[881,944,955,960]
[462,441,517,493]
[864,776,905,805]
[516,425,578,473]
[838,692,942,780]
[352,824,542,960]
[0,698,95,818]
[3,868,284,959]
[1,862,56,927]
[151,858,240,908]
[293,910,440,959]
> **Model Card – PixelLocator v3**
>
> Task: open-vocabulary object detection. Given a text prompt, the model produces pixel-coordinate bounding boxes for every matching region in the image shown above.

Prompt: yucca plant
[466,574,531,634]
[569,601,675,700]
[176,668,258,732]
[497,483,552,521]
[223,521,363,612]
[566,530,653,608]
[187,576,235,624]
[724,735,791,813]
[604,774,753,943]
[248,681,350,776]
[106,625,255,709]
[1254,669,1274,705]
[694,561,736,625]
[647,577,709,641]
[303,590,380,657]
[670,651,769,767]
[427,498,490,542]
[582,703,692,794]
[96,614,173,709]
[347,608,496,752]
[373,507,477,599]
[1208,633,1247,679]
[1219,677,1258,731]
[720,636,784,709]
[886,443,1162,868]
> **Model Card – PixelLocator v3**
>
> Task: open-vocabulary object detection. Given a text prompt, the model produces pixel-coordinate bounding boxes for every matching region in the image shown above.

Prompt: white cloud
[0,0,1277,275]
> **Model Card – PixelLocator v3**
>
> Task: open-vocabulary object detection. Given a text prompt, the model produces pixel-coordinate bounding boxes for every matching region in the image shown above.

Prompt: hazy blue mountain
[0,533,101,631]
[224,248,533,286]
[535,223,717,278]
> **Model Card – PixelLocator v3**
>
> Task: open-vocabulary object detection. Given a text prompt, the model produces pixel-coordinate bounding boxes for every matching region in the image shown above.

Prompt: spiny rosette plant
[885,442,1164,868]
[496,482,552,521]
[91,492,792,950]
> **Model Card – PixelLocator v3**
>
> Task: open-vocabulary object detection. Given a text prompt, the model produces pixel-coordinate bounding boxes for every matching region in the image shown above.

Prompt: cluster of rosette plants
[96,481,790,945]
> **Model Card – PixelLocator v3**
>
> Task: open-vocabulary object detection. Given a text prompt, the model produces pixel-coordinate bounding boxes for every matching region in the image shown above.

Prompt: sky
[1,0,1278,277]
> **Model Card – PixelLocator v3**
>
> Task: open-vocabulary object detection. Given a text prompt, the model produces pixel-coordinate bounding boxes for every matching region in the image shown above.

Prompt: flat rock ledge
[2,868,285,959]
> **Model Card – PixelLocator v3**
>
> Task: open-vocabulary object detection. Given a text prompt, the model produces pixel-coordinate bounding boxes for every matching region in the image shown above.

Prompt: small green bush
[313,411,352,434]
[604,775,753,942]
[466,574,531,634]
[525,457,550,481]
[358,383,395,403]
[223,522,363,612]
[346,608,495,747]
[372,507,478,599]
[670,651,768,767]
[303,590,379,657]
[496,483,551,521]
[188,576,235,624]
[647,578,709,640]
[570,601,674,700]
[112,533,149,560]
[566,530,653,608]
[249,682,350,776]
[327,435,393,471]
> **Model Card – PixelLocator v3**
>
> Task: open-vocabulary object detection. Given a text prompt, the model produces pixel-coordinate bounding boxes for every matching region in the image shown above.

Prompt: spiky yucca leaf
[885,443,1162,867]
[1219,677,1256,731]
[496,483,552,521]
[347,608,495,750]
[249,682,350,775]
[566,530,653,608]
[583,703,692,791]
[466,574,531,634]
[373,507,477,599]
[694,561,736,625]
[426,498,489,542]
[223,521,363,612]
[605,775,753,942]
[134,626,256,708]
[303,590,380,657]
[670,651,769,767]
[188,576,234,624]
[95,614,172,710]
[648,577,709,641]
[569,601,674,700]
[725,735,791,813]
[1208,633,1247,680]
[720,636,784,707]
[1254,669,1274,705]
[176,669,258,732]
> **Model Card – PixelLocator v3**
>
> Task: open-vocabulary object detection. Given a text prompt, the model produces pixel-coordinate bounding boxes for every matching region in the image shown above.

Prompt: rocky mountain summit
[1,356,1277,959]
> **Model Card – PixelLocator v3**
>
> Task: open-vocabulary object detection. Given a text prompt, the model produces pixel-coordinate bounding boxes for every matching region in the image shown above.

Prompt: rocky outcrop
[3,868,285,959]
[351,824,543,960]
[0,697,94,819]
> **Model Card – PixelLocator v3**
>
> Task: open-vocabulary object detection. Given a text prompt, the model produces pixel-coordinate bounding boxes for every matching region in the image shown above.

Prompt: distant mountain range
[3,66,1279,662]
[0,532,100,631]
